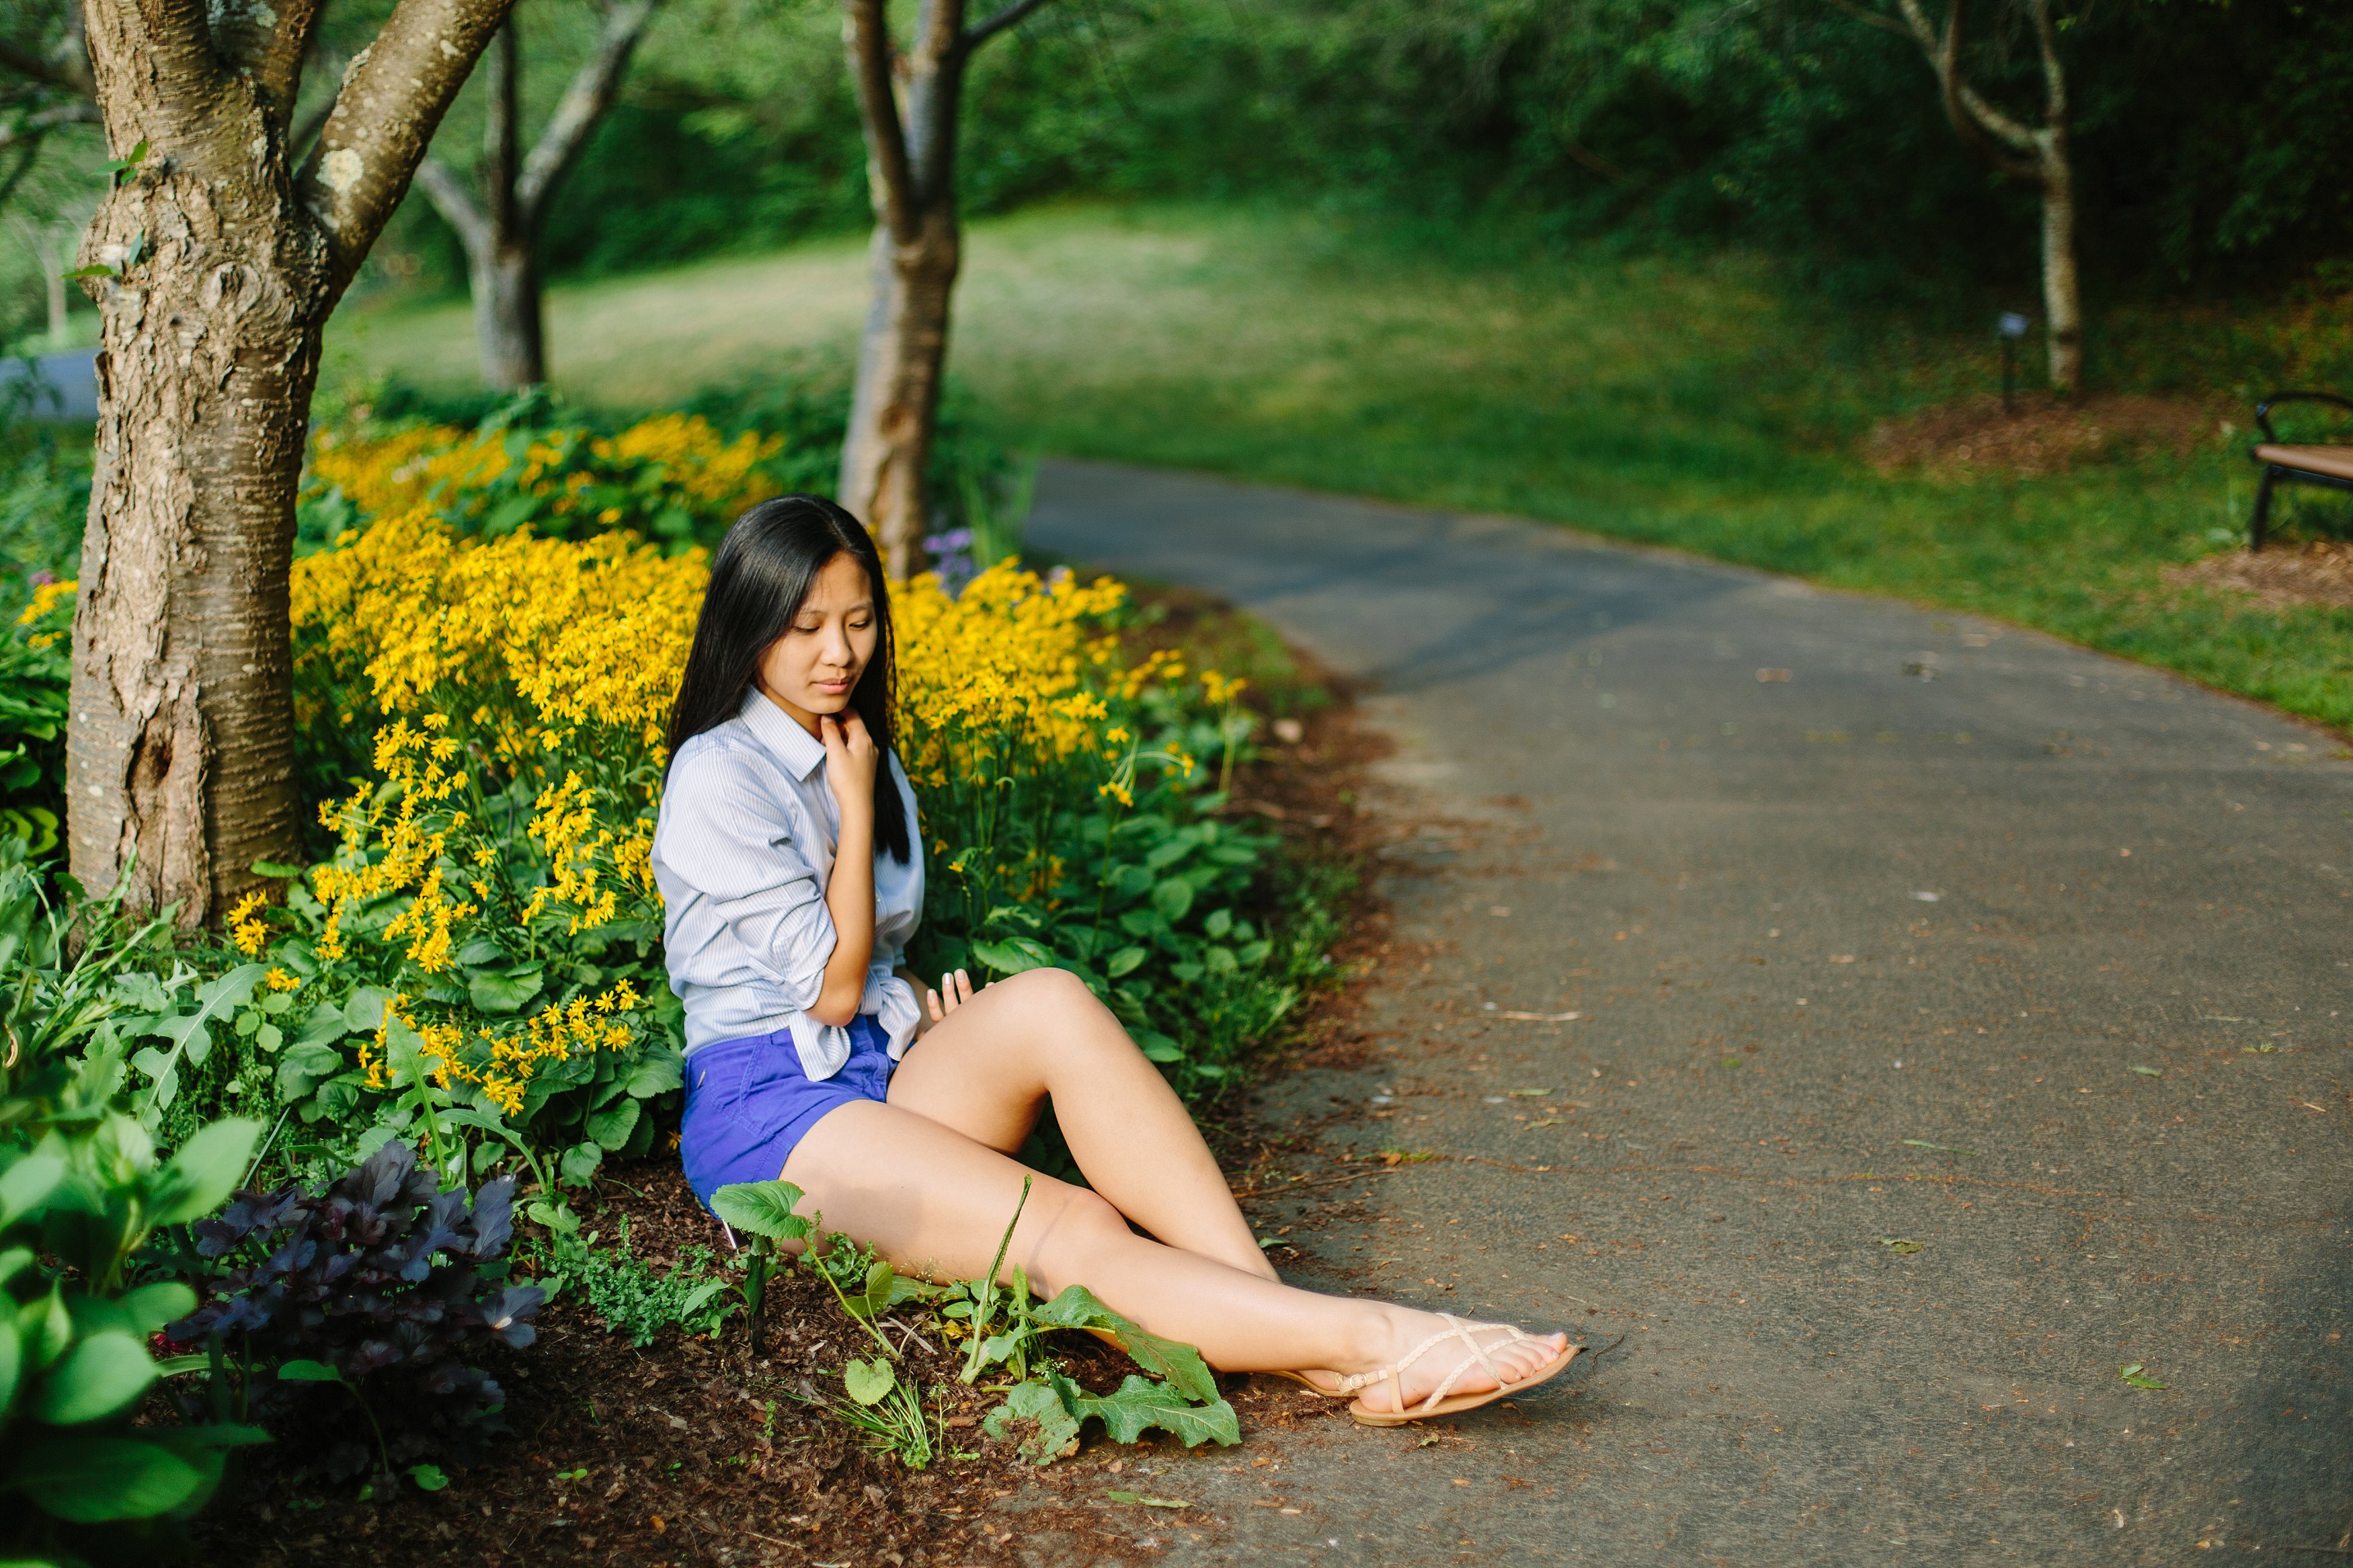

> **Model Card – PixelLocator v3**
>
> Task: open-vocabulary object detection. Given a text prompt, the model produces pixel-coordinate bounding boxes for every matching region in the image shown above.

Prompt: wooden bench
[2249,391,2353,550]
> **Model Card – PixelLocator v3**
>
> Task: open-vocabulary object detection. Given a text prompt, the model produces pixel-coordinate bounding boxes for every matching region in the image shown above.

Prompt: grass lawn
[329,203,2353,735]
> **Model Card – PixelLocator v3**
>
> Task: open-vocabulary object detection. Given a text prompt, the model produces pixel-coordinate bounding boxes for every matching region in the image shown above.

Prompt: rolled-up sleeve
[655,751,836,1014]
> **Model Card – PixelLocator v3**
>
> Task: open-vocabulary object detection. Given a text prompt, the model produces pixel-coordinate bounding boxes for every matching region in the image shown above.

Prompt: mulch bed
[2170,538,2353,611]
[1863,392,2221,477]
[190,600,1390,1568]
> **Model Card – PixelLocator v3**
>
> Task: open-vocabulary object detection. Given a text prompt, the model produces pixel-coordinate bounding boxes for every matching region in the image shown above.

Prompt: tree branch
[842,0,915,241]
[2026,0,2065,125]
[962,0,1051,51]
[0,96,97,142]
[515,0,655,222]
[1890,0,2042,175]
[413,154,491,258]
[1814,0,1915,43]
[294,0,519,290]
[211,0,322,127]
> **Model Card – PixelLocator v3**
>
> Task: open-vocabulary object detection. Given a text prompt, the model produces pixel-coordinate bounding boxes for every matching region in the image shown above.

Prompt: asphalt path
[1026,459,2353,1565]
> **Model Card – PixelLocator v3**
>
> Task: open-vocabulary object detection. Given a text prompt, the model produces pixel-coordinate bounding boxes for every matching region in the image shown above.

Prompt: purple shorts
[679,1014,895,1209]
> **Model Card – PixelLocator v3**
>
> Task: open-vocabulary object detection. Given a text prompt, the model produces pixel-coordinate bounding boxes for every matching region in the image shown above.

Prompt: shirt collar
[736,687,828,781]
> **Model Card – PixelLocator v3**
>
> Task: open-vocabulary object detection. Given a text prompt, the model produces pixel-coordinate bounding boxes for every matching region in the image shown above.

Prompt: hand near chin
[822,706,880,813]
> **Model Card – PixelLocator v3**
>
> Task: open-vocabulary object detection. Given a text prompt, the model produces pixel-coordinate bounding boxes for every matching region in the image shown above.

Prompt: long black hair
[666,495,912,864]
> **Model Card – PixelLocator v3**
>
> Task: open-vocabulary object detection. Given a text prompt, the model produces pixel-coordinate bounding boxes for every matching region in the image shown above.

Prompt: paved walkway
[1029,460,2353,1565]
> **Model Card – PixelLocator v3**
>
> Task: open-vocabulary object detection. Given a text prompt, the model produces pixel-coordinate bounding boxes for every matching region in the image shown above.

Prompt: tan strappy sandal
[1334,1315,1580,1427]
[1261,1368,1348,1397]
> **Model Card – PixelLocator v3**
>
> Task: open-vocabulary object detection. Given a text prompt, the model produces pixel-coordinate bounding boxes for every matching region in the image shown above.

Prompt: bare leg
[781,1098,1568,1413]
[887,967,1273,1280]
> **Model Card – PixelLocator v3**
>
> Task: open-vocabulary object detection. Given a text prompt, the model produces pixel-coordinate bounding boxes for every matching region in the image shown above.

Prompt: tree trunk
[2038,136,2082,396]
[69,0,520,924]
[472,237,545,390]
[838,209,958,581]
[67,119,324,923]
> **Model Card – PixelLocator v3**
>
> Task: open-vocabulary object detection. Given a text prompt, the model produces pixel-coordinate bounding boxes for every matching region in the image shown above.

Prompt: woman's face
[755,551,878,734]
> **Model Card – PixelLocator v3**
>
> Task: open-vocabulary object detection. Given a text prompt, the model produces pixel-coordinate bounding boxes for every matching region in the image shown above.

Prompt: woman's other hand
[822,707,879,821]
[925,968,975,1026]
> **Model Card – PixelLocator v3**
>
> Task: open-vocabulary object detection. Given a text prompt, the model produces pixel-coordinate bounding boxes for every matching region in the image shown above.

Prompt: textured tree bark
[2036,137,2081,395]
[837,0,1051,576]
[68,0,518,923]
[840,212,959,582]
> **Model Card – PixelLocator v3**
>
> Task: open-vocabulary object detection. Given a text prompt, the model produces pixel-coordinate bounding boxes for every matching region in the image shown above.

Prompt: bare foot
[1343,1311,1572,1415]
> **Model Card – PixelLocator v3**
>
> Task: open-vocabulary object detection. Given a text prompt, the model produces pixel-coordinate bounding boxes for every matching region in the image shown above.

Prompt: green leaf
[584,1098,641,1151]
[1133,1031,1184,1064]
[276,1041,344,1099]
[1150,878,1195,922]
[292,1005,356,1050]
[0,1317,19,1413]
[147,1118,262,1225]
[1105,945,1149,979]
[117,1282,195,1335]
[468,968,543,1015]
[249,860,305,878]
[0,1152,65,1225]
[862,1260,896,1319]
[984,1376,1081,1464]
[843,1357,895,1407]
[275,1359,342,1383]
[342,987,393,1034]
[710,1180,813,1242]
[1074,1376,1240,1448]
[34,1331,159,1424]
[971,939,1047,977]
[1203,908,1232,938]
[11,1436,206,1522]
[624,1048,684,1097]
[559,1142,604,1188]
[1033,1285,1220,1405]
[406,1463,449,1491]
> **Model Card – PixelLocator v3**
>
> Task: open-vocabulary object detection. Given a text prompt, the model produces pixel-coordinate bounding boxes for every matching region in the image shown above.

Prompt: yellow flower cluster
[228,890,272,958]
[15,576,74,648]
[311,715,478,971]
[306,412,779,534]
[291,507,707,757]
[420,981,645,1118]
[525,771,653,934]
[309,423,508,519]
[893,562,1129,788]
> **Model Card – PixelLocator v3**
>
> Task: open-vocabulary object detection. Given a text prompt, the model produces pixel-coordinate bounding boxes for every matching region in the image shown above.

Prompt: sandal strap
[1332,1317,1546,1414]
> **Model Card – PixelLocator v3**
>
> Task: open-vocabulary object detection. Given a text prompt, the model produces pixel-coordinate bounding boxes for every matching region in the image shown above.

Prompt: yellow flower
[228,891,271,958]
[15,577,76,625]
[266,967,302,993]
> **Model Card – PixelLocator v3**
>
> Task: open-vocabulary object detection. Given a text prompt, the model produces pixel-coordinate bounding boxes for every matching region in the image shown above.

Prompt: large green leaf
[559,1142,603,1188]
[624,1048,684,1098]
[117,1282,196,1336]
[0,1316,18,1412]
[709,1180,811,1242]
[9,1436,207,1522]
[146,1118,262,1226]
[1104,945,1149,979]
[1073,1375,1240,1449]
[0,1152,64,1226]
[1150,878,1195,922]
[1034,1285,1220,1405]
[468,968,543,1015]
[584,1098,641,1151]
[33,1331,158,1425]
[971,938,1051,976]
[275,1041,344,1099]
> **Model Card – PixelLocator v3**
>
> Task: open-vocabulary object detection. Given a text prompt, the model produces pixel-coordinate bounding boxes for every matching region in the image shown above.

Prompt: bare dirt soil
[1864,393,2222,477]
[2171,538,2353,610]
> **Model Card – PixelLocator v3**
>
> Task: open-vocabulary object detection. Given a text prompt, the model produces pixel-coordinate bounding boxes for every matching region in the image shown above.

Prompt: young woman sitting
[653,497,1581,1426]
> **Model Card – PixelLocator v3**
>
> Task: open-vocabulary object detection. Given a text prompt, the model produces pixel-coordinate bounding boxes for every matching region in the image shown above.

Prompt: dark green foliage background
[379,0,2353,316]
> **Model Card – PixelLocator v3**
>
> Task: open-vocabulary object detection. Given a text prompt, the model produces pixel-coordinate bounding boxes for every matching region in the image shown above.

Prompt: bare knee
[1021,1182,1133,1291]
[993,965,1101,1018]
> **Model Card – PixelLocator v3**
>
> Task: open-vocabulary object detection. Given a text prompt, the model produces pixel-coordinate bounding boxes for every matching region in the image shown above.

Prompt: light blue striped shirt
[651,688,925,1077]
